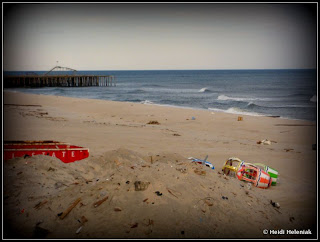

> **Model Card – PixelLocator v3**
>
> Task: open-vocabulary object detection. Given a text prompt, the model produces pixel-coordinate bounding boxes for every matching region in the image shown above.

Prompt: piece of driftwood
[60,198,81,219]
[93,196,109,208]
[34,200,48,210]
[166,188,182,198]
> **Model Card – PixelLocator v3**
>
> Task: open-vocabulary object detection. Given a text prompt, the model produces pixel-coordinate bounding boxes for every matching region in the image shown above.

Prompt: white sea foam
[208,107,264,117]
[310,95,317,102]
[140,100,203,111]
[217,95,270,102]
[140,100,154,105]
[218,95,244,101]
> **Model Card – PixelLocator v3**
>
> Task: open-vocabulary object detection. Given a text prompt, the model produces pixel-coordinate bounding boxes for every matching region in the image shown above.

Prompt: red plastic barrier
[4,141,89,163]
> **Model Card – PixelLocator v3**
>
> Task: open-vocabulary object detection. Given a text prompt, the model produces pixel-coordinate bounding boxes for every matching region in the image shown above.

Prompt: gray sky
[3,3,317,71]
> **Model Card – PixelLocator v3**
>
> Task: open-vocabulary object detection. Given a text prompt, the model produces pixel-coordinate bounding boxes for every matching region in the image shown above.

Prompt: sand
[3,91,317,239]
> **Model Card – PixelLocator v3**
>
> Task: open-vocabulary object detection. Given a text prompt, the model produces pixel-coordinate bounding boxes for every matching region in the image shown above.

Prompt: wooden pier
[4,74,116,88]
[3,65,116,88]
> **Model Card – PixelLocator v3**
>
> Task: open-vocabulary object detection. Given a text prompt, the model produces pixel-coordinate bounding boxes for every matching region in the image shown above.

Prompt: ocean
[4,69,318,121]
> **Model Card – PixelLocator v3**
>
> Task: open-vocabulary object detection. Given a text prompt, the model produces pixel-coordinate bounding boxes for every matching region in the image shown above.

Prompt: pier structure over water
[4,66,116,88]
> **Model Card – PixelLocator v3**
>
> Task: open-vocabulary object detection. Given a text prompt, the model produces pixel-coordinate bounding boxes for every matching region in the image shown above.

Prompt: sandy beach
[3,90,317,239]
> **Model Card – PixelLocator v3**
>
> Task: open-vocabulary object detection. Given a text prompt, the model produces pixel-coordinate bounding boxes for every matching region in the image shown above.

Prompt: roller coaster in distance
[44,65,78,76]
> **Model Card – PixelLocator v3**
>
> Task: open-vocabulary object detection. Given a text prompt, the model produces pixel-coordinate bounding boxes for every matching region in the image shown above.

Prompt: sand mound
[3,149,310,239]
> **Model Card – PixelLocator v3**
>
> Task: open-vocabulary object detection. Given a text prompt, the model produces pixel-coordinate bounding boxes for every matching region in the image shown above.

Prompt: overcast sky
[3,3,317,71]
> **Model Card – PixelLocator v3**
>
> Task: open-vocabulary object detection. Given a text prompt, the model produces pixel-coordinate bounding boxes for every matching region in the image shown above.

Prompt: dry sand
[3,91,318,239]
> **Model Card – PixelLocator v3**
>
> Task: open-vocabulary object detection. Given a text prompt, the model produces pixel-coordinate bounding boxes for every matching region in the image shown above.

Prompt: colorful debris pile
[222,157,279,189]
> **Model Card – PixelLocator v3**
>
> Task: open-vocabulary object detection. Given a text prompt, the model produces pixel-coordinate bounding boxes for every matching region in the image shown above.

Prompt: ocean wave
[198,87,211,93]
[217,94,269,102]
[247,102,315,109]
[246,102,272,109]
[310,95,317,102]
[140,100,154,105]
[208,107,264,117]
[247,102,256,108]
[246,102,276,109]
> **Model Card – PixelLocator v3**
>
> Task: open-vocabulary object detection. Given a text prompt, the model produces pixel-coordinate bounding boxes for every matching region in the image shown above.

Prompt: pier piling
[4,74,116,88]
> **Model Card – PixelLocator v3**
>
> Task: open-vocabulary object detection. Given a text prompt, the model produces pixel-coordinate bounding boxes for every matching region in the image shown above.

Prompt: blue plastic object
[189,155,215,169]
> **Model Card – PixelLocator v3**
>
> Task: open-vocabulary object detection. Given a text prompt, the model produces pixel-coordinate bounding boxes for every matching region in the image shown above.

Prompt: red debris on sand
[4,141,89,163]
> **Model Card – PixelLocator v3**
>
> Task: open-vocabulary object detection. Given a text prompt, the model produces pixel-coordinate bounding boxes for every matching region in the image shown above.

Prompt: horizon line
[3,68,317,72]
